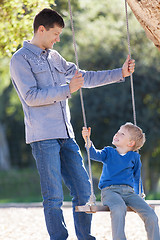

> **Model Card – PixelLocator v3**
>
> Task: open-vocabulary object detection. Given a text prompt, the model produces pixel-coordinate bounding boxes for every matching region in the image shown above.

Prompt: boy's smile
[112,126,134,154]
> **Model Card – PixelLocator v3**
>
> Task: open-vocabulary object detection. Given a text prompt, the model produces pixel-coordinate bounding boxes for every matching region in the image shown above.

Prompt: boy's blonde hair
[122,122,146,151]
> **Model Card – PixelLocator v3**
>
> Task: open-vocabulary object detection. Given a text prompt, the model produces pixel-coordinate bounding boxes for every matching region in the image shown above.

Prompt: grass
[0,168,42,203]
[0,168,159,203]
[146,192,160,200]
[0,168,72,203]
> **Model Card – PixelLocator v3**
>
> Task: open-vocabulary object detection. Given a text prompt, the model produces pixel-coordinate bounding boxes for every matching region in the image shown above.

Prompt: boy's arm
[89,144,108,163]
[82,127,108,163]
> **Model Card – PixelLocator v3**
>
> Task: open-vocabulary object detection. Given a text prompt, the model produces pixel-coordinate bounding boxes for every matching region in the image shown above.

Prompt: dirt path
[0,205,160,240]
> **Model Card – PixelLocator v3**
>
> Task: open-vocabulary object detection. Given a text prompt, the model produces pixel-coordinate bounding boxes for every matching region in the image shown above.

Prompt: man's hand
[122,55,135,78]
[69,70,84,94]
[82,127,92,148]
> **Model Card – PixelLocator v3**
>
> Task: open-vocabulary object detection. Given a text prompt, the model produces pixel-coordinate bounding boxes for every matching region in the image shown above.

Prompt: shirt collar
[23,40,48,56]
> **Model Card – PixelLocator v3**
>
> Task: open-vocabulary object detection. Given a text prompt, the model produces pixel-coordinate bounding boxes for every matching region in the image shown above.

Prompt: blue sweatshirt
[89,144,142,194]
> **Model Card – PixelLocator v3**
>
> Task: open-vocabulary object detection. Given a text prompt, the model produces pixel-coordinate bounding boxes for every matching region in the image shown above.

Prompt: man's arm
[82,68,124,88]
[81,55,135,89]
[59,53,135,93]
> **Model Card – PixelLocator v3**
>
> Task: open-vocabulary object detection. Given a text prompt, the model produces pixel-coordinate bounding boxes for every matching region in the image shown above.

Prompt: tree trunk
[150,168,159,193]
[0,123,10,170]
[127,0,160,50]
[141,153,150,195]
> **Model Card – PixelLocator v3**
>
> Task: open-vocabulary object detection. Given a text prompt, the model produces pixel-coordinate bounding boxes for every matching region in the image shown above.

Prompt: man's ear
[128,140,135,148]
[38,25,45,33]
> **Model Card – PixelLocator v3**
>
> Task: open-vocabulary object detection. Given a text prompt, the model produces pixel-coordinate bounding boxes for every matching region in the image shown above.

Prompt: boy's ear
[128,140,135,148]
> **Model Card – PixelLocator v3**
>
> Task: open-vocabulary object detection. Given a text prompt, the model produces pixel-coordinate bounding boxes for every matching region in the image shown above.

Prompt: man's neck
[30,37,44,50]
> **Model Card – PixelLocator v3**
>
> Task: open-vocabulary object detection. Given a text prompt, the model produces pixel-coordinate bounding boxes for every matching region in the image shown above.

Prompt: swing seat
[75,200,160,214]
[75,204,135,213]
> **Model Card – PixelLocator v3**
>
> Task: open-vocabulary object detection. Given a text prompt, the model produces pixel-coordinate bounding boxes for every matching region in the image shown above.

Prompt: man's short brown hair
[33,8,65,33]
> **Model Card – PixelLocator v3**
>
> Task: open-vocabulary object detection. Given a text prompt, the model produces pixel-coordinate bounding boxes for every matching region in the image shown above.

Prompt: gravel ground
[0,205,160,240]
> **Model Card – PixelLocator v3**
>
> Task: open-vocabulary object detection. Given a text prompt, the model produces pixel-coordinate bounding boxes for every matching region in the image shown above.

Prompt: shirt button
[54,101,56,103]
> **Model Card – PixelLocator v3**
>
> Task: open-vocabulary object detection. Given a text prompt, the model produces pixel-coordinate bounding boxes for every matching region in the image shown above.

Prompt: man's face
[40,24,63,50]
[112,126,131,148]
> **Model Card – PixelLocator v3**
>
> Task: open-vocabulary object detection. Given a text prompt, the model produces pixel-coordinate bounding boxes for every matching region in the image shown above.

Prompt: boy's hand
[82,127,92,148]
[122,55,135,78]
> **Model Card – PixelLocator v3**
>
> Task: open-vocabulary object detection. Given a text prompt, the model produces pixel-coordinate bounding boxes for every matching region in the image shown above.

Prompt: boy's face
[37,24,63,50]
[112,126,132,149]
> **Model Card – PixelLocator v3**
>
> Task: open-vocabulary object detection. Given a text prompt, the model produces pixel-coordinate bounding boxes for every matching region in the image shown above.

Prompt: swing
[68,0,160,213]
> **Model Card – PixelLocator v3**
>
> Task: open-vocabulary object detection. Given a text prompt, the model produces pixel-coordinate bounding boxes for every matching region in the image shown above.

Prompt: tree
[0,58,11,169]
[0,0,80,58]
[0,0,55,58]
[0,124,10,170]
[127,0,160,50]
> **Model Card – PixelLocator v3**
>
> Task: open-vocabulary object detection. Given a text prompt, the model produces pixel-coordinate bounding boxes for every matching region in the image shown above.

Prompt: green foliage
[0,0,55,57]
[0,58,10,93]
[0,0,80,58]
[0,0,159,195]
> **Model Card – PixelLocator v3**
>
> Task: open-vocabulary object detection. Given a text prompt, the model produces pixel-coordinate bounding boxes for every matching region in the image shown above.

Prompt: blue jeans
[101,185,160,240]
[31,138,95,240]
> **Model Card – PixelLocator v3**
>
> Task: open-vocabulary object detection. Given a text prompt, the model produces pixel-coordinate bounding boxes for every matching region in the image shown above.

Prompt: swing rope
[68,0,144,206]
[68,0,96,205]
[124,0,137,126]
[124,0,144,197]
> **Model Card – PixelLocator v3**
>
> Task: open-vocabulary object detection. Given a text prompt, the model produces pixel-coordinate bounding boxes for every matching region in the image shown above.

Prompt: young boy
[82,123,160,240]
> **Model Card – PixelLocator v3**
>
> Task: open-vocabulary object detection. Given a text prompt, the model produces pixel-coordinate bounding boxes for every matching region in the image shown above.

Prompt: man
[10,8,135,240]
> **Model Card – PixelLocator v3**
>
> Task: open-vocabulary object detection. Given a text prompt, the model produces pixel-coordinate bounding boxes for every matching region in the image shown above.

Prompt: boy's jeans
[101,185,160,240]
[31,138,95,240]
